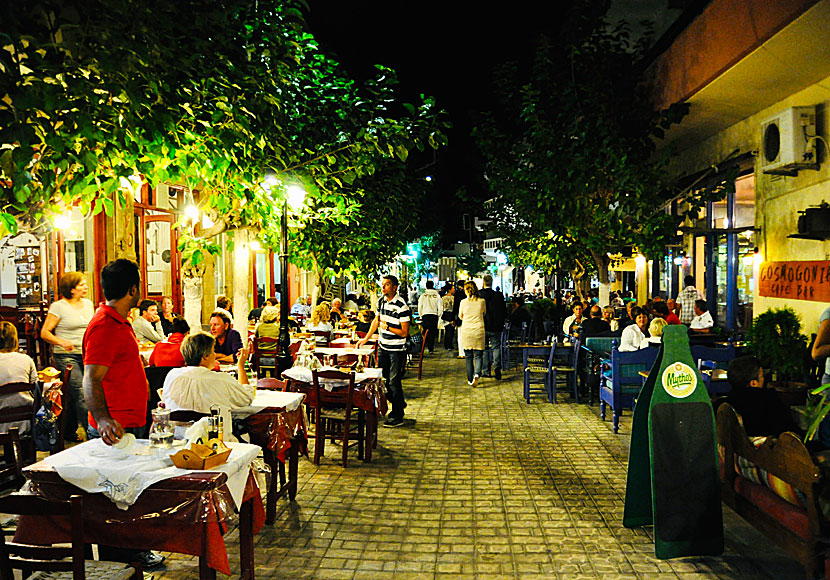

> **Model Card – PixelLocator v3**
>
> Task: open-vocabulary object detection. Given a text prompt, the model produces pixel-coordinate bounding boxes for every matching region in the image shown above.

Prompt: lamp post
[277,184,306,374]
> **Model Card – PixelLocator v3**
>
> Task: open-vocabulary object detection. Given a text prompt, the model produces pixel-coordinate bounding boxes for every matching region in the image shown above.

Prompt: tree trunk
[182,263,205,333]
[590,250,611,306]
[233,229,250,335]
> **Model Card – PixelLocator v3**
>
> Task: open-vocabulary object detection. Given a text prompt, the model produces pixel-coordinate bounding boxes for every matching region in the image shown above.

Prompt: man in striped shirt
[357,275,410,427]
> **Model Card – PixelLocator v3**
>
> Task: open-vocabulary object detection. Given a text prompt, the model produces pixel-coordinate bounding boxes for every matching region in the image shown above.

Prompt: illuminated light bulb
[286,185,306,210]
[54,214,71,230]
[425,175,433,182]
[249,240,262,251]
[184,205,199,221]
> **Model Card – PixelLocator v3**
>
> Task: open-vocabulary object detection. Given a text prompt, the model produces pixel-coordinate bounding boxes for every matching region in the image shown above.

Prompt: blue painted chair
[583,337,617,404]
[500,322,511,370]
[551,339,579,403]
[505,322,528,370]
[691,343,736,395]
[523,344,555,403]
[600,345,659,433]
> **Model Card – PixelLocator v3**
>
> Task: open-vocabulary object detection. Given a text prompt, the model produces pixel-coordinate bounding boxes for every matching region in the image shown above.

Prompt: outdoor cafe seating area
[0,307,396,579]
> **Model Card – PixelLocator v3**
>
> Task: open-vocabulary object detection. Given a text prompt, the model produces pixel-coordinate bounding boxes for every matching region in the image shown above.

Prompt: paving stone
[148,353,806,579]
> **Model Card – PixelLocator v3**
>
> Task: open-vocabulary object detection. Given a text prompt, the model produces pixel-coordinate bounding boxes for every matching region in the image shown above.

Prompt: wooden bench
[717,403,827,579]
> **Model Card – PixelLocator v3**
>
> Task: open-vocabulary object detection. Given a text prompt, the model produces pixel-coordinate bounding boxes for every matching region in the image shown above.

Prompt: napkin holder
[171,440,231,469]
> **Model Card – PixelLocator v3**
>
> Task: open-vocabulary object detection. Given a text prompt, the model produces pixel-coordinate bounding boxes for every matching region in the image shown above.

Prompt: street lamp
[277,183,307,374]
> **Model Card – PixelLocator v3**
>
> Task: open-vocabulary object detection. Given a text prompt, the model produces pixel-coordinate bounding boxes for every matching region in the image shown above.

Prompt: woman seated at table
[0,321,38,436]
[149,317,189,367]
[253,305,280,353]
[642,317,667,348]
[307,304,333,345]
[619,306,650,352]
[209,310,243,363]
[162,332,254,441]
[355,310,375,334]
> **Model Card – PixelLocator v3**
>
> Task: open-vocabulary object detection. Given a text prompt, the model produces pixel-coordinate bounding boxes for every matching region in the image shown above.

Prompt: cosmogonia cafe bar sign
[758,260,830,302]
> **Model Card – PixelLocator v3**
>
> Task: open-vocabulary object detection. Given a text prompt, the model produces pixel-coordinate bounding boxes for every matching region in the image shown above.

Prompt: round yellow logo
[661,362,697,398]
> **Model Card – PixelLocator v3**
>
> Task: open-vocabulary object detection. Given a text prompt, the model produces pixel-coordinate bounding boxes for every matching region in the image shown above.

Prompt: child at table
[162,332,254,441]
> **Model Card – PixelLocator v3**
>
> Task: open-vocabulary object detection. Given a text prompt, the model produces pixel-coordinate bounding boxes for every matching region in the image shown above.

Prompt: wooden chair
[310,369,363,467]
[0,382,37,465]
[691,343,736,395]
[599,345,659,433]
[52,364,73,453]
[417,329,429,380]
[256,378,287,391]
[311,330,331,347]
[0,428,23,491]
[253,336,280,378]
[0,493,142,580]
[522,345,555,403]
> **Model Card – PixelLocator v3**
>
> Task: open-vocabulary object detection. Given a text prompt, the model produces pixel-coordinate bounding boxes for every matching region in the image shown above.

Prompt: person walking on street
[357,275,410,427]
[40,272,94,441]
[676,275,703,325]
[453,280,467,359]
[82,258,164,569]
[418,280,442,354]
[459,280,486,386]
[480,275,506,379]
[442,284,456,351]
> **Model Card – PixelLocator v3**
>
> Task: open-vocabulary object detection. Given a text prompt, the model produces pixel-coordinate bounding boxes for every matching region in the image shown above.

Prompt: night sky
[307,2,679,244]
[307,2,573,243]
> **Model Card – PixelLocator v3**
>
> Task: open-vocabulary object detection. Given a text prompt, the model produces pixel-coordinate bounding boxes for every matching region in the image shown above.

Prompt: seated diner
[149,317,189,367]
[619,306,649,351]
[210,310,244,363]
[162,332,254,441]
[0,321,37,436]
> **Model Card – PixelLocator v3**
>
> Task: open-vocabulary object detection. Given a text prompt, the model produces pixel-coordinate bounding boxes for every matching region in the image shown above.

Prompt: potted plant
[746,307,810,405]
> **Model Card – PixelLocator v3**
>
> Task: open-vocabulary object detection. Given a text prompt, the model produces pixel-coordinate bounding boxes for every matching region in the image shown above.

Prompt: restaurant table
[282,366,386,462]
[16,442,265,579]
[233,390,306,524]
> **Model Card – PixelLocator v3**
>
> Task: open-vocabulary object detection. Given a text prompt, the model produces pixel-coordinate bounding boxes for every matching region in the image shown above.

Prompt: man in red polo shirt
[149,317,189,367]
[82,258,164,569]
[83,258,148,445]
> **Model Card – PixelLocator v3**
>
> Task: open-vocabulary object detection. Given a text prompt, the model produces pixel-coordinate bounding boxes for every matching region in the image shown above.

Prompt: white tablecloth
[232,390,305,419]
[43,439,259,510]
[282,366,383,390]
[314,346,375,356]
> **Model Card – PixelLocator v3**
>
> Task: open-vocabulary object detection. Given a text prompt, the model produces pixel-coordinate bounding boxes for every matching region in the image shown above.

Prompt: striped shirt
[378,293,410,352]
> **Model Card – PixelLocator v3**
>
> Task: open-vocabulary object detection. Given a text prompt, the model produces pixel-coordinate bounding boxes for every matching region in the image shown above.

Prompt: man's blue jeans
[379,348,407,420]
[483,330,502,375]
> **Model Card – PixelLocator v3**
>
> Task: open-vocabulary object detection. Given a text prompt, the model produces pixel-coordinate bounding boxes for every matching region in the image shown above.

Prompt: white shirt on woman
[0,351,37,435]
[48,298,94,354]
[619,324,647,352]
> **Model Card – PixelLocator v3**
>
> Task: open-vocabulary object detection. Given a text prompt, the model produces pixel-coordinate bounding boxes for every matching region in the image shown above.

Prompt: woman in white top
[40,272,94,440]
[162,332,254,441]
[619,306,650,352]
[0,322,38,436]
[459,280,486,387]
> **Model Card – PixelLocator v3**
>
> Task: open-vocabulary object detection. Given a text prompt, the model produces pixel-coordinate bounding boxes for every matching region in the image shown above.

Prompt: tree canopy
[473,2,728,284]
[1,0,449,279]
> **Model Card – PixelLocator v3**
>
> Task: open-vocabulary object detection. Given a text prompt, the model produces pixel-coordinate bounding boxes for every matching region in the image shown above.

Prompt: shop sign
[758,260,830,302]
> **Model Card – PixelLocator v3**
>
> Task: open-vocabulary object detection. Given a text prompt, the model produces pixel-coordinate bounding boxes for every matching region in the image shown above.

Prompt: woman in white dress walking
[459,280,486,387]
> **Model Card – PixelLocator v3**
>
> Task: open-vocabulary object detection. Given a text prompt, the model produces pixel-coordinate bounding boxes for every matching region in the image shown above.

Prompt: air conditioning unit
[761,106,817,174]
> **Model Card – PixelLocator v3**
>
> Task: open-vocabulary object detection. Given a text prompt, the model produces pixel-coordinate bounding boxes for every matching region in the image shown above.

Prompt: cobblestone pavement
[150,351,803,579]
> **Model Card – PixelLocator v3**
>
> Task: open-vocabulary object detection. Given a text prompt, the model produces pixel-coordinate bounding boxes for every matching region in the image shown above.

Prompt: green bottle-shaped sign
[623,325,723,559]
